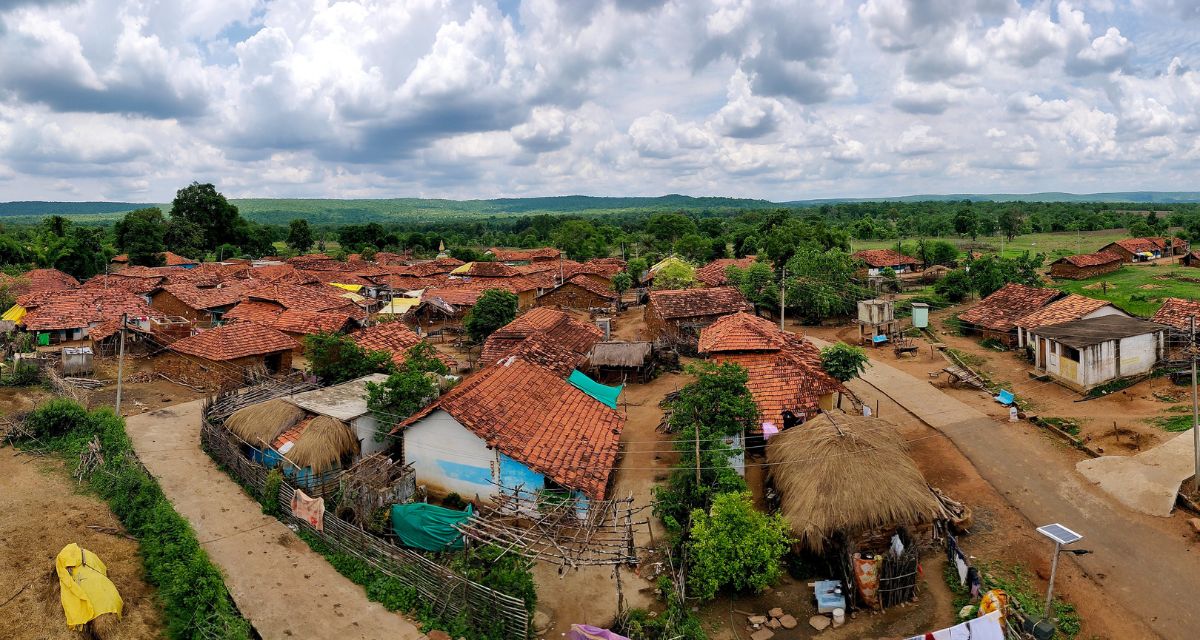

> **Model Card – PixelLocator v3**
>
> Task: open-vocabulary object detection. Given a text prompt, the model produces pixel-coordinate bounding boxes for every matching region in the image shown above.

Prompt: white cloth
[955,555,969,586]
[863,405,873,417]
[967,611,1005,640]
[890,534,905,557]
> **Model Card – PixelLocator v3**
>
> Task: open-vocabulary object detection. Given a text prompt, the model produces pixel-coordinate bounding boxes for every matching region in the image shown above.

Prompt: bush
[24,397,91,439]
[262,469,283,516]
[819,342,869,381]
[686,491,790,601]
[448,545,538,617]
[934,268,973,302]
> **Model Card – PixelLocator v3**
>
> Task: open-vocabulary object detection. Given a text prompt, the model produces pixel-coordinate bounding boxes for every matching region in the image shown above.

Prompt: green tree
[652,260,696,290]
[626,257,649,282]
[303,332,392,384]
[612,271,632,310]
[998,207,1024,242]
[784,247,869,321]
[287,219,315,252]
[819,342,869,381]
[365,346,442,440]
[969,253,1044,298]
[55,227,107,280]
[170,182,242,250]
[726,262,778,314]
[114,207,167,267]
[164,217,206,258]
[687,491,790,601]
[674,233,717,262]
[934,269,973,302]
[551,219,607,260]
[953,207,977,239]
[646,213,697,247]
[464,289,518,343]
[924,239,959,266]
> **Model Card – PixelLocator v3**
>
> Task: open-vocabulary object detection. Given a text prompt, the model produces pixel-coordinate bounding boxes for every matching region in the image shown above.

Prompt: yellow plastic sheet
[329,282,363,292]
[56,543,123,629]
[1,304,26,322]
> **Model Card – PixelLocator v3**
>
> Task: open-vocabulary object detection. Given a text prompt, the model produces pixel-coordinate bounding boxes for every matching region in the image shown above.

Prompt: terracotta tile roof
[223,300,285,325]
[170,322,297,361]
[520,270,563,290]
[457,261,523,278]
[298,270,374,287]
[375,273,447,292]
[543,274,617,300]
[245,283,359,312]
[162,251,198,266]
[159,282,251,311]
[852,249,922,268]
[385,262,455,278]
[695,257,758,287]
[1188,250,1200,262]
[244,264,320,285]
[486,247,561,262]
[698,312,786,353]
[580,258,627,278]
[21,288,163,331]
[111,254,128,264]
[1054,251,1123,268]
[1151,297,1200,332]
[420,283,490,308]
[1108,237,1168,254]
[396,357,623,499]
[1014,294,1116,330]
[958,283,1062,332]
[481,307,603,366]
[161,262,247,286]
[349,322,456,368]
[0,268,79,297]
[271,309,355,335]
[647,286,750,320]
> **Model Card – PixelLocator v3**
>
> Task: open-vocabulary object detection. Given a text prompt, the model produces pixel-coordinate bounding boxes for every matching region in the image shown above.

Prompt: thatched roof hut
[767,411,946,553]
[224,399,306,446]
[275,416,361,474]
[588,341,652,367]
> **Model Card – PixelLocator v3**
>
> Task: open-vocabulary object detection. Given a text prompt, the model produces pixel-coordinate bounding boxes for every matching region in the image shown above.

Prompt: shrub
[262,469,283,516]
[934,268,973,302]
[686,491,790,601]
[24,397,91,439]
[448,545,538,617]
[819,342,870,381]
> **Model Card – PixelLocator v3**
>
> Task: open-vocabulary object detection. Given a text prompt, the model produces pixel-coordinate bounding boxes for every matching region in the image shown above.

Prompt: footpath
[125,400,426,640]
[810,338,1199,639]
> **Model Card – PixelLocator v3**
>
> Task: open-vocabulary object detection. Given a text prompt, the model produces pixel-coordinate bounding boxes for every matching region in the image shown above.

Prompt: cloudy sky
[1,0,1199,202]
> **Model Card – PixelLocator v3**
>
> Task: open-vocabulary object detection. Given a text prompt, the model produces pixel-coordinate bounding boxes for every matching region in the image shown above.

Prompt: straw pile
[224,399,305,446]
[767,411,946,553]
[286,416,360,474]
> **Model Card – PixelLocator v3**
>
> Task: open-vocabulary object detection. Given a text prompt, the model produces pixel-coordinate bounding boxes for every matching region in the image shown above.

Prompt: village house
[644,286,751,351]
[535,274,618,311]
[851,249,922,276]
[957,283,1062,345]
[1013,294,1130,349]
[161,322,298,390]
[393,355,623,509]
[352,322,428,366]
[1181,250,1200,268]
[584,341,654,384]
[16,288,163,344]
[0,268,79,298]
[409,285,487,336]
[1098,237,1187,263]
[149,282,251,327]
[694,256,758,287]
[480,307,603,368]
[269,309,357,348]
[699,312,843,450]
[1029,315,1168,392]
[110,251,198,271]
[283,374,392,457]
[484,247,561,264]
[1048,251,1124,279]
[1151,297,1200,360]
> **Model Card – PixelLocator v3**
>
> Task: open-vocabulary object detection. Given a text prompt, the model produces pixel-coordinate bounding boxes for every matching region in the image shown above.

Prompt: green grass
[1041,417,1082,436]
[1148,414,1195,432]
[852,229,1131,261]
[1053,262,1200,317]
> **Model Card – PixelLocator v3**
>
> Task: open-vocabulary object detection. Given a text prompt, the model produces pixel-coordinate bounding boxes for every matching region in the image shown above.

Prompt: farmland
[852,228,1134,260]
[1052,262,1200,316]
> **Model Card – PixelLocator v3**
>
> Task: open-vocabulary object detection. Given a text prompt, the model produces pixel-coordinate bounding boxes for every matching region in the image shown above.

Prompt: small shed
[283,374,392,457]
[857,299,899,345]
[586,341,654,384]
[1029,315,1168,392]
[61,346,94,376]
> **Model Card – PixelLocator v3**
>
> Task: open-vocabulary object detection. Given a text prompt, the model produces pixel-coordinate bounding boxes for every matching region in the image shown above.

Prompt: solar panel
[1037,523,1082,545]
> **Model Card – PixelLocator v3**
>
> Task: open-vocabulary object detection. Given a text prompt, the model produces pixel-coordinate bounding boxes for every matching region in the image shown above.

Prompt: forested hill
[7,191,1200,226]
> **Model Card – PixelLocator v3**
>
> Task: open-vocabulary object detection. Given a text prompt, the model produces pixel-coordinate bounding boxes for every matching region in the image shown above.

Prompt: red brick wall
[150,291,211,325]
[1049,260,1121,280]
[536,283,614,311]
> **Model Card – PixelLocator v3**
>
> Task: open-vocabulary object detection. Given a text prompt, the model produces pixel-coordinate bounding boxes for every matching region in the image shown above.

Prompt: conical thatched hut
[766,411,946,554]
[224,399,306,446]
[273,416,361,475]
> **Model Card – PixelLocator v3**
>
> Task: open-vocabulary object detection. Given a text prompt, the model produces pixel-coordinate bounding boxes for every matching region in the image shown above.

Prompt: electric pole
[1192,315,1198,494]
[779,266,786,331]
[115,313,127,416]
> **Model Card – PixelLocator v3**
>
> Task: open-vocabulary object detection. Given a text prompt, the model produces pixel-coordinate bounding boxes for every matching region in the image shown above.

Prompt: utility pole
[779,266,786,331]
[694,423,701,484]
[115,313,127,416]
[1192,315,1198,493]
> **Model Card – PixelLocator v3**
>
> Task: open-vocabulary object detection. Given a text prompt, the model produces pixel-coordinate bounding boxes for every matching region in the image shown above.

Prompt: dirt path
[0,449,165,640]
[123,400,426,640]
[813,337,1188,638]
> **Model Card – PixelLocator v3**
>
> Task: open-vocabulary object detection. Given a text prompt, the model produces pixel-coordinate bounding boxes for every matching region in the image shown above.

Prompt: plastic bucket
[832,608,845,627]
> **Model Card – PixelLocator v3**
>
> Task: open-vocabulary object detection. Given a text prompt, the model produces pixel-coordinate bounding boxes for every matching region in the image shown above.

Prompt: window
[1062,345,1080,362]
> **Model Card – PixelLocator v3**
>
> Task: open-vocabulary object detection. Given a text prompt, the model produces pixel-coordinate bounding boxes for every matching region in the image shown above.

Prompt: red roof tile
[852,249,922,268]
[1014,294,1116,330]
[457,262,523,278]
[0,268,79,297]
[170,323,297,361]
[695,257,757,287]
[1151,297,1200,332]
[647,286,750,320]
[159,282,251,311]
[486,247,561,262]
[162,251,198,266]
[698,312,786,353]
[541,274,617,300]
[1054,251,1123,268]
[1111,237,1169,254]
[481,307,603,367]
[349,322,454,367]
[271,309,355,335]
[958,283,1061,332]
[245,283,360,313]
[396,357,623,499]
[21,288,163,331]
[223,300,286,325]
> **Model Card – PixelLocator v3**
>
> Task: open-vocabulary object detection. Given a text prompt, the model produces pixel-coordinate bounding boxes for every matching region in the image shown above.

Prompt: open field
[1052,262,1200,317]
[852,228,1133,261]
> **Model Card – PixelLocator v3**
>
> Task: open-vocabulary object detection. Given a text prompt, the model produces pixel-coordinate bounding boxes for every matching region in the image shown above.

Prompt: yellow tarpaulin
[340,291,367,303]
[379,298,420,315]
[329,282,363,292]
[2,304,26,323]
[56,543,123,629]
[450,262,473,275]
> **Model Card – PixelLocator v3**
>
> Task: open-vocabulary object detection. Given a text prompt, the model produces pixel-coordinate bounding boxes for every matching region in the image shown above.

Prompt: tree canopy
[463,289,519,343]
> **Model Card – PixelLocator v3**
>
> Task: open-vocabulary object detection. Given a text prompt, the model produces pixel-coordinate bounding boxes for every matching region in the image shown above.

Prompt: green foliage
[262,469,283,516]
[923,239,960,265]
[652,260,696,290]
[447,545,538,616]
[626,257,649,281]
[611,271,632,295]
[616,582,706,640]
[934,268,973,302]
[15,400,250,640]
[1149,414,1195,432]
[784,246,870,321]
[819,342,870,381]
[114,207,167,266]
[2,360,42,386]
[287,218,315,252]
[170,182,244,251]
[726,261,779,312]
[463,289,518,343]
[365,343,448,440]
[303,331,392,384]
[968,253,1044,298]
[164,217,206,259]
[686,491,790,601]
[551,219,608,260]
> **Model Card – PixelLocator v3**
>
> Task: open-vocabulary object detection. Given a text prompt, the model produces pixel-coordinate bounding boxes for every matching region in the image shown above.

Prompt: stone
[747,615,768,626]
[809,615,832,631]
[532,610,552,635]
[750,629,775,640]
[779,614,798,630]
[1189,518,1200,535]
[768,607,784,618]
[766,619,781,629]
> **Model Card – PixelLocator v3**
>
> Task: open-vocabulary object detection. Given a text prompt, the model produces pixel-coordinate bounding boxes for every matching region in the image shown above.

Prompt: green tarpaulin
[390,502,473,551]
[568,370,622,409]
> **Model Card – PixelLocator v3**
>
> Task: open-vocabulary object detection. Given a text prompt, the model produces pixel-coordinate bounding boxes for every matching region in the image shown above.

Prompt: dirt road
[124,400,426,640]
[814,338,1196,638]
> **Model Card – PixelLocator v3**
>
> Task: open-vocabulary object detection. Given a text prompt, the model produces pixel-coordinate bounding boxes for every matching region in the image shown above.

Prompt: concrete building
[283,374,391,457]
[1013,294,1129,348]
[1029,315,1168,392]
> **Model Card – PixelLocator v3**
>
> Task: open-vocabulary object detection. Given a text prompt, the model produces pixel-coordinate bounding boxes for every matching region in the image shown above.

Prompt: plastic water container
[832,608,845,627]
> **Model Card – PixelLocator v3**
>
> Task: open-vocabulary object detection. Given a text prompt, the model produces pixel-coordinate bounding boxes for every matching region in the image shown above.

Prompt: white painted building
[1029,316,1167,392]
[284,373,391,457]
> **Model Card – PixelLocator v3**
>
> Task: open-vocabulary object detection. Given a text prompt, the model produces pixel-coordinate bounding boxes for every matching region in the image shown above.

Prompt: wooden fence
[200,418,530,638]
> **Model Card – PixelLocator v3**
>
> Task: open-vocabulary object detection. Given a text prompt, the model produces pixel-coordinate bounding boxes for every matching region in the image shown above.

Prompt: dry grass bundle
[224,399,305,446]
[285,416,360,474]
[767,411,946,553]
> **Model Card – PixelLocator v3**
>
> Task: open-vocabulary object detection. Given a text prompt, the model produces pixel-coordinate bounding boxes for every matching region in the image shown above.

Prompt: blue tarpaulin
[390,502,473,551]
[568,370,622,408]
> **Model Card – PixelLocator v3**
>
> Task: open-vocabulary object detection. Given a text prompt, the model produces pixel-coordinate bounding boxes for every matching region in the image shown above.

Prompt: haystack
[224,399,305,446]
[284,416,360,474]
[767,411,946,553]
